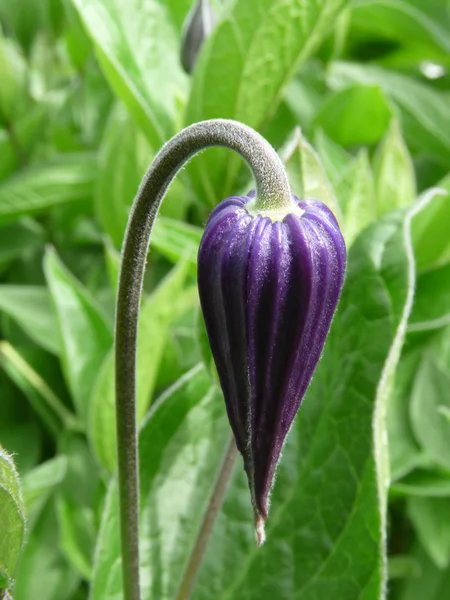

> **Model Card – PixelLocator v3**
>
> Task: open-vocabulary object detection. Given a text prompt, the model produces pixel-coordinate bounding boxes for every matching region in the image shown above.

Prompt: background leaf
[44,247,113,423]
[186,0,350,206]
[71,0,188,147]
[0,447,25,590]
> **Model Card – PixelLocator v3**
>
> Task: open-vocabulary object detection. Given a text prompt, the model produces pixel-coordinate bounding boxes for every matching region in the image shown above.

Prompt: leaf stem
[115,119,291,600]
[175,436,238,600]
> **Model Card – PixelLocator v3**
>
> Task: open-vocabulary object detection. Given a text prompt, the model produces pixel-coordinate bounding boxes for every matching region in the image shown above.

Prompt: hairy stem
[115,119,291,600]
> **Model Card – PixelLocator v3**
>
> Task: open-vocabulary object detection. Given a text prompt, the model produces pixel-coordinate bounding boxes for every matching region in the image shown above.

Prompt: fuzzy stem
[115,119,292,600]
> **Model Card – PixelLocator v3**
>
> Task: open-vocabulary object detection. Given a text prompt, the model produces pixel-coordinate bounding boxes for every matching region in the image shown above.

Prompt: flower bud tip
[255,515,266,546]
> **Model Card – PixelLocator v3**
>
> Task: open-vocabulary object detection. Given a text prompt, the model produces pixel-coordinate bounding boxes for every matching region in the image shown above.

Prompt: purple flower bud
[198,191,346,543]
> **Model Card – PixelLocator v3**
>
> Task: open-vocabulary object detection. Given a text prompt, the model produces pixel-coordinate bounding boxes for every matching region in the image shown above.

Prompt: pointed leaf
[186,0,350,205]
[0,286,59,354]
[0,154,96,224]
[88,262,193,471]
[44,247,113,423]
[374,120,416,216]
[90,365,229,599]
[71,0,188,148]
[338,148,376,244]
[0,447,26,589]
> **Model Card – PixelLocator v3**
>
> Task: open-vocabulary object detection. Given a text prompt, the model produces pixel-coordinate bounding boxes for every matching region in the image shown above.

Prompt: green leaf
[282,128,342,222]
[314,128,352,188]
[392,470,450,497]
[13,500,79,600]
[328,62,450,163]
[337,148,376,244]
[408,496,450,569]
[71,0,188,148]
[0,342,78,436]
[374,120,416,216]
[0,447,25,589]
[56,496,96,581]
[90,365,230,600]
[387,350,423,481]
[410,353,450,470]
[0,220,45,272]
[315,84,393,147]
[186,0,350,205]
[55,433,100,581]
[96,104,187,248]
[408,263,450,332]
[396,544,450,600]
[0,286,59,354]
[44,247,113,423]
[88,262,194,471]
[21,456,67,530]
[0,108,46,183]
[95,104,152,247]
[411,175,450,271]
[0,34,26,123]
[0,154,96,224]
[351,0,450,65]
[151,218,202,273]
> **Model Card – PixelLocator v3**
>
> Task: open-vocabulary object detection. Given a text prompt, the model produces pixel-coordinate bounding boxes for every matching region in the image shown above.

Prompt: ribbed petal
[198,193,346,542]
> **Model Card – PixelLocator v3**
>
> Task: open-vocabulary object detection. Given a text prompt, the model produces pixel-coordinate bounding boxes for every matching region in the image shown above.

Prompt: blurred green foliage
[0,0,449,599]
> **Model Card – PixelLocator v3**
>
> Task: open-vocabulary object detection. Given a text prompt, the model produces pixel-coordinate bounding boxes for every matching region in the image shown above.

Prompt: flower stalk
[115,119,298,600]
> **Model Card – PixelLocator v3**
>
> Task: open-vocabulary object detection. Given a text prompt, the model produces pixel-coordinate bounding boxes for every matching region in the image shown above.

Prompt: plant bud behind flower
[180,0,214,74]
[198,191,346,544]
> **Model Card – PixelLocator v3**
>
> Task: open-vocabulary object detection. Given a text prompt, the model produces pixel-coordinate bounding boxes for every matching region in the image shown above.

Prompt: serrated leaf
[88,262,194,471]
[0,286,59,354]
[0,154,96,224]
[44,247,113,423]
[374,120,416,216]
[71,0,188,148]
[186,0,350,205]
[0,447,26,589]
[90,365,230,600]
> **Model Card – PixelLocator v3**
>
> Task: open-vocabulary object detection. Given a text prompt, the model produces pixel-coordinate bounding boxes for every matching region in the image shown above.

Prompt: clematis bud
[198,191,346,544]
[180,0,214,74]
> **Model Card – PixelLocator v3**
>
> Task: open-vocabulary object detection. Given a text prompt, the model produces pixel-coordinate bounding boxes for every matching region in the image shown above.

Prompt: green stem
[115,119,292,600]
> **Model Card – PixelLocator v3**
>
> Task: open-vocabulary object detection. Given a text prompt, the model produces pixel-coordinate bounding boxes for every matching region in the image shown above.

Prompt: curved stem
[115,119,292,600]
